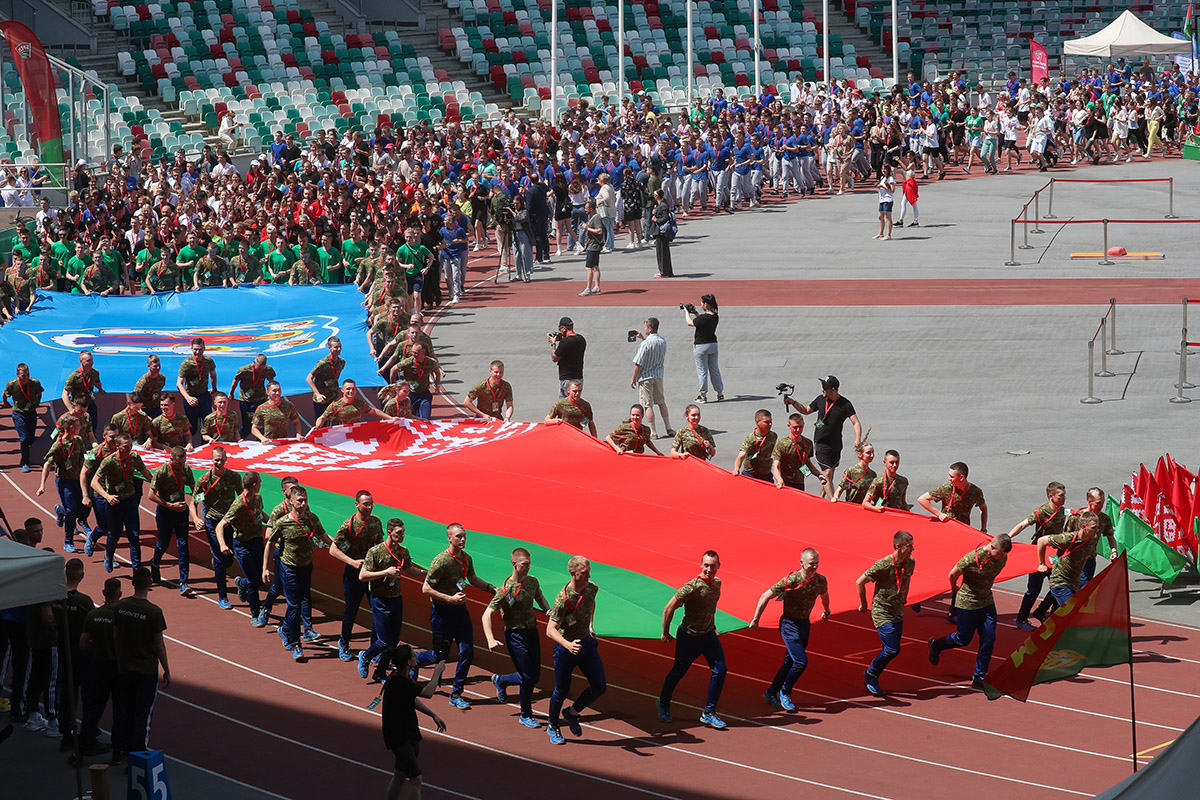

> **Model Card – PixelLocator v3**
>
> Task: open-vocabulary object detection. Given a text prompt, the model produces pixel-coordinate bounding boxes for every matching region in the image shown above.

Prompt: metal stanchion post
[1005,220,1019,265]
[1031,194,1043,233]
[1081,341,1102,404]
[1178,299,1195,355]
[1045,178,1056,218]
[1095,318,1115,377]
[1176,329,1195,388]
[1106,298,1123,355]
[1099,220,1114,266]
[1166,177,1177,219]
[1018,218,1033,250]
[1171,333,1193,403]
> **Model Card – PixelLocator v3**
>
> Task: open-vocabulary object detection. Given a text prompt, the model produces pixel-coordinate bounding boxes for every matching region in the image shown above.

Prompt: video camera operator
[682,294,723,403]
[548,316,586,398]
[783,376,863,499]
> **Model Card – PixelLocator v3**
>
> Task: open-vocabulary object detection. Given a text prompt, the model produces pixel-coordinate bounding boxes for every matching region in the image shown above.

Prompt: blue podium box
[127,749,172,800]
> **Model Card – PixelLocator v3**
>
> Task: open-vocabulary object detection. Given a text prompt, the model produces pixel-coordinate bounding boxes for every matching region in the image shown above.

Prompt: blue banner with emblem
[0,285,380,399]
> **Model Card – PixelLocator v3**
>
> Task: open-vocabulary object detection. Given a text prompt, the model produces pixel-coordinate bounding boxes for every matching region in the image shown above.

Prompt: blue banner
[0,285,381,398]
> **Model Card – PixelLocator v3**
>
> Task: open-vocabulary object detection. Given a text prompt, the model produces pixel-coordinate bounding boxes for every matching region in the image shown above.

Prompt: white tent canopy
[1064,10,1192,58]
[0,537,65,608]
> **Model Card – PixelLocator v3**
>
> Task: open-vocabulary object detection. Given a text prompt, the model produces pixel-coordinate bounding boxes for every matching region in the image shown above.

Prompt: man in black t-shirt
[382,645,447,798]
[548,316,586,398]
[785,376,862,499]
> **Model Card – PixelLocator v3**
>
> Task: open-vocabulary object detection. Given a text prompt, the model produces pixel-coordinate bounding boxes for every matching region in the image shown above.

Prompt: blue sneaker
[302,629,320,643]
[699,712,727,729]
[237,579,249,604]
[104,556,113,573]
[547,726,565,745]
[518,716,540,729]
[21,465,30,473]
[1015,619,1036,631]
[927,637,941,666]
[779,694,796,712]
[448,695,470,710]
[763,690,782,708]
[864,672,886,698]
[217,597,232,610]
[563,707,582,737]
[251,610,266,628]
[655,699,673,722]
[83,532,96,557]
[492,674,509,703]
[358,651,370,678]
[180,584,193,597]
[54,505,65,528]
[63,543,78,554]
[79,523,93,539]
[277,624,289,649]
[292,645,304,661]
[339,641,354,662]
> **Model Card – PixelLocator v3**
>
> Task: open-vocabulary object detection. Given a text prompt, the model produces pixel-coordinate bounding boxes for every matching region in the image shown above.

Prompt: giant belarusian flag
[984,554,1132,702]
[0,22,64,173]
[0,284,380,398]
[140,419,1039,638]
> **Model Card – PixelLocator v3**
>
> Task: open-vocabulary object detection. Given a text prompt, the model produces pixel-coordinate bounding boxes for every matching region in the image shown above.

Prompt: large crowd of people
[0,54,1170,794]
[2,57,1198,318]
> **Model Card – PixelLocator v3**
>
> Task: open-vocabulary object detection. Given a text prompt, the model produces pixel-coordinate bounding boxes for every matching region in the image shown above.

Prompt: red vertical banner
[0,21,65,170]
[1030,39,1049,85]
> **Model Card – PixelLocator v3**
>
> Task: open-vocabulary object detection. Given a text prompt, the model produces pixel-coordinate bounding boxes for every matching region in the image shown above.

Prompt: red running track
[1,444,1196,800]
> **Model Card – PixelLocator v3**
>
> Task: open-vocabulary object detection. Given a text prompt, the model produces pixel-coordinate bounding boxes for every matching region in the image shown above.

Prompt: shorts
[1071,128,1085,143]
[1030,138,1047,154]
[584,250,601,269]
[405,273,424,294]
[637,377,665,406]
[878,201,894,213]
[1003,138,1018,151]
[1017,110,1030,124]
[391,740,421,778]
[968,135,981,148]
[814,443,841,471]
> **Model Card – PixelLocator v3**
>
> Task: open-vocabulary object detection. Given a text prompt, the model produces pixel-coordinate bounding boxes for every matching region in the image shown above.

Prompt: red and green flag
[1185,3,1198,75]
[0,22,64,174]
[984,554,1131,702]
[1116,511,1188,585]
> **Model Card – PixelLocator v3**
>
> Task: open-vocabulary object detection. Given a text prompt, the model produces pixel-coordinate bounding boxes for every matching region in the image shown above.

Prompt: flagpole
[1126,565,1138,773]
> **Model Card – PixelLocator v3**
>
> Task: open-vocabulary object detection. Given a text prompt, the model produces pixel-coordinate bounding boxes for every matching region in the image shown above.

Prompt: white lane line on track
[0,473,1172,795]
[159,692,482,800]
[160,636,685,800]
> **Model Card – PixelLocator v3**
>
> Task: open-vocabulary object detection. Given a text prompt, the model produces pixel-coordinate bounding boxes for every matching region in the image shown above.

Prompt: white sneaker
[1069,158,1078,165]
[472,244,480,252]
[601,248,612,254]
[24,712,48,732]
[1111,153,1119,162]
[449,296,460,304]
[625,242,635,249]
[554,248,562,256]
[578,288,593,296]
[1125,155,1133,162]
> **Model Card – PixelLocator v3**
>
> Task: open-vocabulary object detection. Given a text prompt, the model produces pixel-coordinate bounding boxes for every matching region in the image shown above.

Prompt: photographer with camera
[783,376,862,499]
[683,294,723,403]
[630,318,672,439]
[548,317,586,399]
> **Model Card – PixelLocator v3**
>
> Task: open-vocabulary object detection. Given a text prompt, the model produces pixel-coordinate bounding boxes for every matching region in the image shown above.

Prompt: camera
[627,330,639,342]
[679,302,696,313]
[548,331,564,342]
[776,383,795,408]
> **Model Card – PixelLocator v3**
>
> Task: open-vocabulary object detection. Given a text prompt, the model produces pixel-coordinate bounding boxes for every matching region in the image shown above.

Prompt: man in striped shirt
[630,318,673,439]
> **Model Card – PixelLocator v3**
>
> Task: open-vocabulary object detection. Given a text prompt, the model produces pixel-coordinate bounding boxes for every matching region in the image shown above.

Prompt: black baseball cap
[819,375,840,389]
[558,316,573,328]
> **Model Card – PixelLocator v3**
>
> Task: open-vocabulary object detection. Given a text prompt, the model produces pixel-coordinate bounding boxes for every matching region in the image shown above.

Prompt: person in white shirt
[1028,106,1053,172]
[873,164,895,241]
[790,75,804,106]
[1069,101,1089,164]
[216,111,241,151]
[1001,109,1021,171]
[1110,100,1131,161]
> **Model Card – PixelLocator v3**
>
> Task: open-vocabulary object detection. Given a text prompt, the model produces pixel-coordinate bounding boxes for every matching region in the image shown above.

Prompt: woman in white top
[595,173,616,252]
[873,164,895,241]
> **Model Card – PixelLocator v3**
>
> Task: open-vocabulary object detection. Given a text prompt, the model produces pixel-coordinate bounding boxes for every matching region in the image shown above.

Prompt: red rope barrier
[1044,178,1172,183]
[1185,298,1200,304]
[1013,218,1200,225]
[1187,342,1200,348]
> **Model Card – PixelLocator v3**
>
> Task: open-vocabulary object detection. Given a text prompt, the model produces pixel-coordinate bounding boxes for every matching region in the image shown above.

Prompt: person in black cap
[548,317,586,398]
[785,376,862,499]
